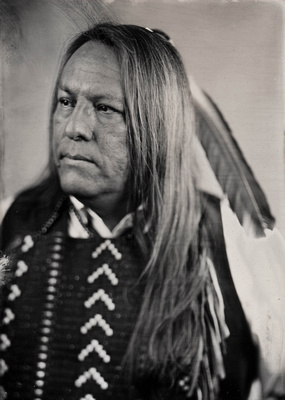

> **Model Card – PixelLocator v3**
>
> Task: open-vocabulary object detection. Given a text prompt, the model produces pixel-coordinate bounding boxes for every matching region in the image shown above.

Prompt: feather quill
[191,78,275,237]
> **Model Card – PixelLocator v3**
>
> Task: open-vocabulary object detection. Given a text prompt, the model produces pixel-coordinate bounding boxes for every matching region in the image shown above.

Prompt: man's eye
[59,98,75,108]
[97,104,114,114]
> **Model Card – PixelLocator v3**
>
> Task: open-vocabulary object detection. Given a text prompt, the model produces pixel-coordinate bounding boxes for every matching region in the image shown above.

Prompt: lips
[60,152,93,163]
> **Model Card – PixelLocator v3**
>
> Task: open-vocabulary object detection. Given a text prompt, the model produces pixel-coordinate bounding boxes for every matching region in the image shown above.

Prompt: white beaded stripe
[80,395,96,400]
[0,359,8,376]
[75,367,108,390]
[34,339,49,397]
[78,339,110,363]
[34,387,43,397]
[33,249,61,400]
[91,239,122,260]
[33,342,49,400]
[21,235,34,253]
[0,334,11,351]
[49,271,59,278]
[81,314,113,336]
[35,379,44,387]
[15,260,28,277]
[88,263,118,286]
[7,284,21,301]
[3,308,15,325]
[84,289,115,310]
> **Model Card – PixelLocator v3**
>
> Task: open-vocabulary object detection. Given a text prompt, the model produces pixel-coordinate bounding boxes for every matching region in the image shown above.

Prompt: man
[0,23,284,400]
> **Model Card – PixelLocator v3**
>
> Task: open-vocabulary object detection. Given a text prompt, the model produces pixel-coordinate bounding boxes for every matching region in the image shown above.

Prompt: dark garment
[0,193,257,400]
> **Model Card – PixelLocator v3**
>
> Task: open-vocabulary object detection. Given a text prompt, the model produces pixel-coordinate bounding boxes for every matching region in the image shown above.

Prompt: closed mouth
[60,153,93,163]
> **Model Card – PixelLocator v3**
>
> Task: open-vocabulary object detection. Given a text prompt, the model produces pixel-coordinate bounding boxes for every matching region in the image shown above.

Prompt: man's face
[52,41,129,209]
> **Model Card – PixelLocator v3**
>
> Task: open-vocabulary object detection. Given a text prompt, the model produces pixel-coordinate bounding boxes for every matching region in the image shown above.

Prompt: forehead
[59,41,122,94]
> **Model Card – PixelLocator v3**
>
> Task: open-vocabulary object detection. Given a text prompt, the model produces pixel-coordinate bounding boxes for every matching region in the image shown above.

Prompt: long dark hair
[26,23,215,397]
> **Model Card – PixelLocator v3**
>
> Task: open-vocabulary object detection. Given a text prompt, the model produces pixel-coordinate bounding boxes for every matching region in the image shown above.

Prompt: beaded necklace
[69,202,96,238]
[35,196,96,239]
[37,195,67,236]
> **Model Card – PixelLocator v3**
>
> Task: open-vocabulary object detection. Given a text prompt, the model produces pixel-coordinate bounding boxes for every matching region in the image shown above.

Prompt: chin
[58,174,98,200]
[60,181,90,198]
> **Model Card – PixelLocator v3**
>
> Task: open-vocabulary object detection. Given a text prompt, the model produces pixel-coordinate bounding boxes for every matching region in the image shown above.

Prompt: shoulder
[0,183,65,251]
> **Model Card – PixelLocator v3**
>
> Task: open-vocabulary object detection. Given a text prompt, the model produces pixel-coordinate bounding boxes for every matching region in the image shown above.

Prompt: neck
[75,192,131,231]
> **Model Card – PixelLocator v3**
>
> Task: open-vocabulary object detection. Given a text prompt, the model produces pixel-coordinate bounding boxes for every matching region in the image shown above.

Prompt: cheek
[53,116,62,135]
[52,118,63,154]
[53,110,66,132]
[112,150,129,182]
[106,135,129,172]
[51,138,62,170]
[51,131,58,155]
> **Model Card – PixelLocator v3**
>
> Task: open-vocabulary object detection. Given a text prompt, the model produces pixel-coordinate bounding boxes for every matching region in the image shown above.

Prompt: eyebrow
[57,83,73,95]
[57,83,124,105]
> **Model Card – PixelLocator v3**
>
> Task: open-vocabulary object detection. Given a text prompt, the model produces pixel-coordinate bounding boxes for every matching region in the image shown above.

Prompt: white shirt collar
[69,196,134,239]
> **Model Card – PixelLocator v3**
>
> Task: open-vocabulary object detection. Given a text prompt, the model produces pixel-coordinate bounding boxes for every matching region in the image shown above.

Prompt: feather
[190,78,275,237]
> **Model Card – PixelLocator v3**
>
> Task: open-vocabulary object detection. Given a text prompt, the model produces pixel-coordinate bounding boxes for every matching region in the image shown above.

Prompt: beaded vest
[0,194,258,400]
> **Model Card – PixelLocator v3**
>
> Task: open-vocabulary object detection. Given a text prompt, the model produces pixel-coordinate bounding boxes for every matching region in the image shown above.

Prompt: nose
[64,103,94,141]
